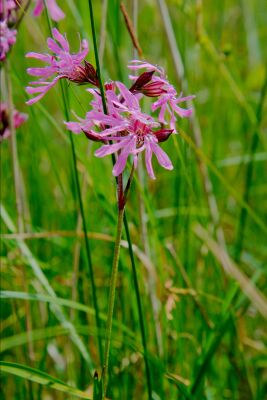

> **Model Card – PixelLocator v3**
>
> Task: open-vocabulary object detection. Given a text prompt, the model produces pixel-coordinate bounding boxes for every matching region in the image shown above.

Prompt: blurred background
[1,0,267,399]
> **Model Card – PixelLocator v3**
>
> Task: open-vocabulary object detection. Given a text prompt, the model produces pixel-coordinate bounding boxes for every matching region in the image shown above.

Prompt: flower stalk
[101,167,134,398]
[6,59,24,232]
[101,205,124,398]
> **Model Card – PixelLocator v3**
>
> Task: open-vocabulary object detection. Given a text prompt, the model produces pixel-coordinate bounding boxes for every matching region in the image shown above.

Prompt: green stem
[102,206,125,398]
[123,214,153,400]
[6,60,24,233]
[88,0,108,114]
[234,74,267,262]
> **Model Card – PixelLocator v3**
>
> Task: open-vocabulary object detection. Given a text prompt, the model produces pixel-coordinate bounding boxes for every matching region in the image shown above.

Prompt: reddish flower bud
[82,130,107,142]
[140,80,167,97]
[129,70,154,93]
[129,71,167,97]
[69,61,99,86]
[105,82,116,91]
[153,129,173,142]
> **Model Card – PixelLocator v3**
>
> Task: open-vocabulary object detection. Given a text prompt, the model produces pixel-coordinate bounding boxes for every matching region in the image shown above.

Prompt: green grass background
[1,0,267,399]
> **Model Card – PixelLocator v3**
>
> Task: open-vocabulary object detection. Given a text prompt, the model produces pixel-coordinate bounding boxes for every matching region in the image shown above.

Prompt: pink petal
[173,104,193,118]
[150,141,173,170]
[26,93,47,105]
[128,60,162,75]
[26,86,47,94]
[95,122,129,137]
[151,96,166,111]
[116,81,139,110]
[176,95,196,103]
[112,136,137,176]
[64,121,82,134]
[47,0,65,22]
[170,112,176,131]
[32,0,43,16]
[158,102,167,124]
[26,52,52,62]
[52,28,69,51]
[145,142,155,179]
[95,139,130,158]
[27,67,56,78]
[86,111,122,127]
[14,112,28,128]
[77,39,89,60]
[26,76,61,105]
[47,38,62,54]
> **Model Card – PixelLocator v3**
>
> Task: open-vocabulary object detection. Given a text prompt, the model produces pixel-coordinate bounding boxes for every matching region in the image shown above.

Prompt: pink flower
[0,20,17,61]
[0,103,28,142]
[0,1,21,28]
[66,82,174,179]
[0,0,17,18]
[128,60,194,131]
[26,28,91,105]
[33,0,65,22]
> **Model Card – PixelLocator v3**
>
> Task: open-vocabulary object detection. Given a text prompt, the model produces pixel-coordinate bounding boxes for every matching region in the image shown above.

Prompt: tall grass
[1,1,267,399]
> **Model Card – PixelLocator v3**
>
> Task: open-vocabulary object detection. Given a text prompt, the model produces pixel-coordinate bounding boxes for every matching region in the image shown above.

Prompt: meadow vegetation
[1,0,267,399]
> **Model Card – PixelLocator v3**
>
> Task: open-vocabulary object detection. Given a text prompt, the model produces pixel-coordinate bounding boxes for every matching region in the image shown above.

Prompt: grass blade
[0,361,91,399]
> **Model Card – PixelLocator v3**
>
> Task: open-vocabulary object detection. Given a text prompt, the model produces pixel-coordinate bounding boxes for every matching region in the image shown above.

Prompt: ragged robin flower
[25,32,194,179]
[66,82,174,179]
[25,28,98,105]
[0,20,17,61]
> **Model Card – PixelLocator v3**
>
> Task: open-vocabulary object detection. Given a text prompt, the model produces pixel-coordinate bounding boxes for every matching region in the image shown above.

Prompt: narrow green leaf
[0,361,91,399]
[0,290,136,340]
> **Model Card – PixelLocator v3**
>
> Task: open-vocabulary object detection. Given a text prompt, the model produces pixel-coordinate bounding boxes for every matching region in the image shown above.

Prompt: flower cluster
[26,28,194,179]
[0,102,28,142]
[65,82,175,179]
[0,0,20,24]
[0,0,19,61]
[26,28,94,105]
[0,19,16,61]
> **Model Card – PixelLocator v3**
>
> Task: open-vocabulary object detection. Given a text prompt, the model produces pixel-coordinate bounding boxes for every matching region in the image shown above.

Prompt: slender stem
[102,206,125,398]
[234,75,267,262]
[6,60,24,233]
[88,0,108,114]
[43,3,103,365]
[123,214,153,400]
